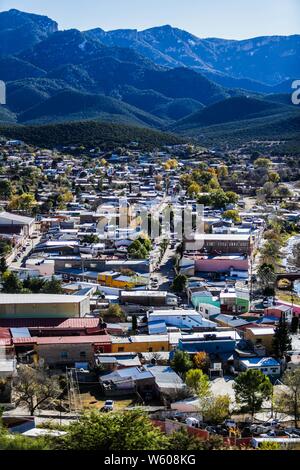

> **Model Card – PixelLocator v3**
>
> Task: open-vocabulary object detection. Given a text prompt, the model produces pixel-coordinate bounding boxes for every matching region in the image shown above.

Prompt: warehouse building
[0,294,90,318]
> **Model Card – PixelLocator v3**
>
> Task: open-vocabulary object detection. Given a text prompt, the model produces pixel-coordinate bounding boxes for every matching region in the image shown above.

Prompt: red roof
[0,327,11,339]
[0,328,12,346]
[36,335,111,345]
[12,337,37,344]
[0,318,100,329]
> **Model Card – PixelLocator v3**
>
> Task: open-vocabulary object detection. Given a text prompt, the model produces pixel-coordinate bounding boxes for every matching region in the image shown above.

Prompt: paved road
[8,234,42,269]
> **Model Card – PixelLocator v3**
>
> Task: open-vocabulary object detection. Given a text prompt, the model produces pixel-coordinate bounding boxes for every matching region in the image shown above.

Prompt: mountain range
[0,8,299,146]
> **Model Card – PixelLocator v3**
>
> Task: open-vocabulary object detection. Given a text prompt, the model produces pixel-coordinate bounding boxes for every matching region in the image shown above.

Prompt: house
[184,234,255,256]
[147,309,216,330]
[99,365,185,399]
[264,304,294,323]
[94,352,141,370]
[99,366,155,397]
[111,335,169,354]
[0,211,35,237]
[193,255,249,278]
[144,365,186,398]
[244,327,275,354]
[220,288,250,314]
[0,293,90,318]
[120,290,178,307]
[177,331,240,370]
[286,353,300,372]
[35,334,112,366]
[213,314,250,330]
[0,357,16,403]
[239,357,281,377]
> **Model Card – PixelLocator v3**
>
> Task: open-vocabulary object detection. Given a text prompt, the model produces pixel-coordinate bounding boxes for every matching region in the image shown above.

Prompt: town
[0,136,299,451]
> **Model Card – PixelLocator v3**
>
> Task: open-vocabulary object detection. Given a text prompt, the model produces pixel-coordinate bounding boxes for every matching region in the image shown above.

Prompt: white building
[148,309,216,329]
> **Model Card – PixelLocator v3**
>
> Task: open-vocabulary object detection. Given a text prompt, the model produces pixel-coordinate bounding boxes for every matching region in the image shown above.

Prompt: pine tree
[0,256,7,275]
[272,314,292,358]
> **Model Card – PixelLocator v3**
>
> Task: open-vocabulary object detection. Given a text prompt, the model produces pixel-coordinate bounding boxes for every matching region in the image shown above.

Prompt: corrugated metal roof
[0,294,87,304]
[0,318,100,329]
[36,335,111,345]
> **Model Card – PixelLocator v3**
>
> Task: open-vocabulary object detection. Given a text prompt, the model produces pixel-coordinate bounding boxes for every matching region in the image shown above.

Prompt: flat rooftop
[0,294,88,304]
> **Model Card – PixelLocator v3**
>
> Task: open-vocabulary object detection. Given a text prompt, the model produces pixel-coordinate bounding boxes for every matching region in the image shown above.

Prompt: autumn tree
[193,352,210,372]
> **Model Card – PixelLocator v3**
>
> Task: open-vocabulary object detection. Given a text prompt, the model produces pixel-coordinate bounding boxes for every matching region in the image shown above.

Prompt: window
[118,347,124,352]
[65,263,72,268]
[161,347,165,351]
[148,347,153,352]
[61,351,68,359]
[80,351,86,358]
[271,368,277,373]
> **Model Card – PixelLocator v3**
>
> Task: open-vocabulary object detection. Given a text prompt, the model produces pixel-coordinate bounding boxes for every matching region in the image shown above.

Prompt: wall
[36,343,95,365]
[195,258,249,273]
[0,301,83,318]
[111,339,169,354]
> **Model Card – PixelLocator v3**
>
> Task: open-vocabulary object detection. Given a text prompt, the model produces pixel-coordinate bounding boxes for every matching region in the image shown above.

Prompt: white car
[103,400,114,411]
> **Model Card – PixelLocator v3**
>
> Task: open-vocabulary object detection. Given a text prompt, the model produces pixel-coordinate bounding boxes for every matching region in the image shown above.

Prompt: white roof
[0,211,34,225]
[149,309,200,317]
[22,428,67,438]
[247,327,275,335]
[190,234,251,241]
[0,294,87,305]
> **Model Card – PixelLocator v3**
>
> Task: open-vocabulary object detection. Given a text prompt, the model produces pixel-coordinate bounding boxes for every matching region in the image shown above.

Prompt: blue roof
[10,327,31,338]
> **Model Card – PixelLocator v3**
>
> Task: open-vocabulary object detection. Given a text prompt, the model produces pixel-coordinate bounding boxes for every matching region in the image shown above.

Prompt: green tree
[55,410,168,450]
[171,274,188,293]
[185,369,210,398]
[82,234,100,244]
[0,180,12,199]
[187,182,201,197]
[254,158,272,169]
[167,428,203,450]
[259,441,281,450]
[233,369,273,419]
[8,193,36,212]
[2,271,23,293]
[132,315,138,332]
[105,303,124,319]
[0,256,7,275]
[170,350,193,377]
[203,395,231,424]
[272,315,292,358]
[223,210,241,223]
[42,277,63,294]
[225,191,239,205]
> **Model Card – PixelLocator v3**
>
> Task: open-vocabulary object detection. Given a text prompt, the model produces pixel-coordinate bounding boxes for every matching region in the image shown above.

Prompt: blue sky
[0,0,299,39]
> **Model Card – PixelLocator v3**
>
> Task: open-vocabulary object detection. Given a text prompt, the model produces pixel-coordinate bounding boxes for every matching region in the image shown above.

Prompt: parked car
[103,400,114,411]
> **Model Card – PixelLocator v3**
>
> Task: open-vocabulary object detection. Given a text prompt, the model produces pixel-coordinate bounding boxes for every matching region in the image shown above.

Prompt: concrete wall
[0,301,86,318]
[195,258,249,273]
[36,343,95,365]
